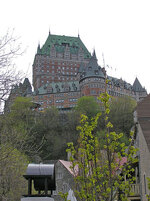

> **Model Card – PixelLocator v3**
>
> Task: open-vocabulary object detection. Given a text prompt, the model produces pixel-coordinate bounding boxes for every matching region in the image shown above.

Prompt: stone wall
[138,123,150,201]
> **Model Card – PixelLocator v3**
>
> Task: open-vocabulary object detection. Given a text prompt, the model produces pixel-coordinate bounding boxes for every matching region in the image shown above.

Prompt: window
[38,107,44,111]
[63,183,68,193]
[57,171,63,179]
[90,90,96,95]
[56,99,64,103]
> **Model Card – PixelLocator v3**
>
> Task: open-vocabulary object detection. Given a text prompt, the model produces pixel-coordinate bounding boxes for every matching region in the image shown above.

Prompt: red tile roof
[59,160,78,176]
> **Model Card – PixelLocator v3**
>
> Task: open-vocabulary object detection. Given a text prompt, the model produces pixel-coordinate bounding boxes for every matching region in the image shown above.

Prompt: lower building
[52,160,76,201]
[132,94,150,201]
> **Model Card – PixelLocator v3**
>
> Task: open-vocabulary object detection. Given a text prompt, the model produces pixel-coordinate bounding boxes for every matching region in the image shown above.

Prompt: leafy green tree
[67,92,138,201]
[0,97,43,161]
[109,96,137,137]
[0,146,29,201]
[76,96,101,120]
[34,107,79,160]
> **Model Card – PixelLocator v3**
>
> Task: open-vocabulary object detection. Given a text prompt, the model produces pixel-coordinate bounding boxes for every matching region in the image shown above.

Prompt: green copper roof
[34,81,80,95]
[37,33,91,59]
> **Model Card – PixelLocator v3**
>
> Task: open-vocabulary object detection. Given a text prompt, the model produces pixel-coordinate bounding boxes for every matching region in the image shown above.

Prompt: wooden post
[44,177,48,195]
[28,178,32,196]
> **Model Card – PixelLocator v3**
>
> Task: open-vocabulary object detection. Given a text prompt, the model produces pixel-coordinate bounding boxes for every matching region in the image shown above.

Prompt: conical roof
[133,77,146,92]
[80,50,105,81]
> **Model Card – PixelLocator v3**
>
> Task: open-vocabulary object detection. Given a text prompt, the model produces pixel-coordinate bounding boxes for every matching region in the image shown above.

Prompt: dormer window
[95,70,98,75]
[88,67,92,71]
[64,87,70,92]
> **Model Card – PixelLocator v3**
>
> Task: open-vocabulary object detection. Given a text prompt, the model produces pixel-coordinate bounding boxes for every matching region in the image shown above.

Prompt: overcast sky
[1,0,150,93]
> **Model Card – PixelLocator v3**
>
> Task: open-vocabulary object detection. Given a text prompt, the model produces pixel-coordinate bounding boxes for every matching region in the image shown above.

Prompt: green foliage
[146,178,150,200]
[109,96,137,137]
[0,97,43,160]
[59,192,69,201]
[29,107,79,160]
[0,145,29,201]
[76,96,101,120]
[66,92,138,201]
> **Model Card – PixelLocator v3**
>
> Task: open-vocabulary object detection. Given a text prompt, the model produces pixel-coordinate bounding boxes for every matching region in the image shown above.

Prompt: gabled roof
[137,94,150,151]
[37,33,91,59]
[58,160,78,176]
[133,77,146,92]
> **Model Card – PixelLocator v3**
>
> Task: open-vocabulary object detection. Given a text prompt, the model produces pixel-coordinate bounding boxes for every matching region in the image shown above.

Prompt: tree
[0,97,44,162]
[0,146,29,201]
[0,30,23,104]
[109,96,137,137]
[76,96,101,120]
[0,97,43,200]
[33,107,79,160]
[67,92,138,201]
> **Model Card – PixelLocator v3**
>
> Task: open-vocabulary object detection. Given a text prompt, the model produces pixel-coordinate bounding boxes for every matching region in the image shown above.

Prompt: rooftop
[137,94,150,151]
[37,33,91,59]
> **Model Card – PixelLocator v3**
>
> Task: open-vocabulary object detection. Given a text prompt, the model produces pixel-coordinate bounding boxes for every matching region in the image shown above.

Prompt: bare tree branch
[0,29,24,106]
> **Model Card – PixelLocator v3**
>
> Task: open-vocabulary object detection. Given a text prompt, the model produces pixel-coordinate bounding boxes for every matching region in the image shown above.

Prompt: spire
[37,43,41,54]
[133,77,146,92]
[49,28,51,35]
[91,49,97,62]
[92,49,97,59]
[78,29,80,38]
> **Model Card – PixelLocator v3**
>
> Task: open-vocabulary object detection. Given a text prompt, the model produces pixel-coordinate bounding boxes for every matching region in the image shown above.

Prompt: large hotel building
[5,32,147,111]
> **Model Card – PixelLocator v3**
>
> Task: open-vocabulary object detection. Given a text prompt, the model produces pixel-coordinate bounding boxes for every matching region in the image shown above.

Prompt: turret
[133,77,147,101]
[79,50,105,97]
